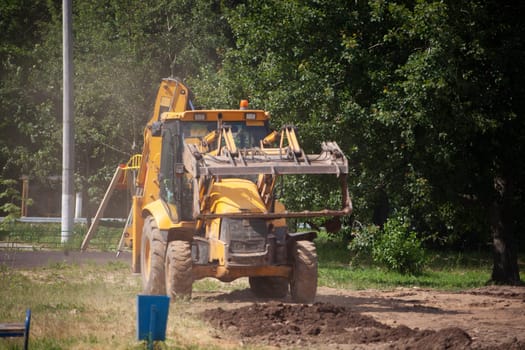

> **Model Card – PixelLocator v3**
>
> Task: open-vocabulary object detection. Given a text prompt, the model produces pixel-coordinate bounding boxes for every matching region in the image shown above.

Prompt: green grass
[1,222,511,292]
[0,262,264,350]
[314,231,505,291]
[1,223,522,349]
[0,262,143,350]
[319,265,491,290]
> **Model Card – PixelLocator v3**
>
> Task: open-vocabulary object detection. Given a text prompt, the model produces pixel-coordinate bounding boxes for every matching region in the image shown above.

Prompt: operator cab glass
[159,119,270,221]
[180,121,269,149]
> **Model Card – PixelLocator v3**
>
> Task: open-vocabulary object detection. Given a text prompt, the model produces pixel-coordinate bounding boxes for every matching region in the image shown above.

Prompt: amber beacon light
[240,99,249,110]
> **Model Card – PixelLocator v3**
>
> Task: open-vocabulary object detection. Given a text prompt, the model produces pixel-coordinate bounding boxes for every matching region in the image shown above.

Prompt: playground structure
[80,154,142,254]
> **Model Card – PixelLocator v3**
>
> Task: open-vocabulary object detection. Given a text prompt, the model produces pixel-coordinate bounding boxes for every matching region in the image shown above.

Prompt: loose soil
[196,285,525,349]
[3,251,525,349]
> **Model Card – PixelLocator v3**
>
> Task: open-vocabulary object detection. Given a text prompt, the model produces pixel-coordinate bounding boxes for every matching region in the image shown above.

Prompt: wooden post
[80,166,123,251]
[20,176,29,217]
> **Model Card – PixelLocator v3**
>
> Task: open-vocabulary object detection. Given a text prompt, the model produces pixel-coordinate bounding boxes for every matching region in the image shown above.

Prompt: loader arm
[183,125,352,220]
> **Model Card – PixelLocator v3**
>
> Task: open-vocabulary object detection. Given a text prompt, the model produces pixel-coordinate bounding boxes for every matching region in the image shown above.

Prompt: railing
[123,154,142,170]
[0,219,124,251]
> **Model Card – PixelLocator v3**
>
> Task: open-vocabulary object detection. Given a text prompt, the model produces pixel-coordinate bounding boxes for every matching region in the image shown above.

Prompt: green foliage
[0,0,237,215]
[372,217,427,275]
[347,222,380,265]
[1,0,525,270]
[0,178,28,228]
[315,230,352,266]
[347,217,427,275]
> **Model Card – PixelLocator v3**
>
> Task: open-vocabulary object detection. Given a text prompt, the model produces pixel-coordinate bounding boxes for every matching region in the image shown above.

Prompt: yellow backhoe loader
[131,78,352,302]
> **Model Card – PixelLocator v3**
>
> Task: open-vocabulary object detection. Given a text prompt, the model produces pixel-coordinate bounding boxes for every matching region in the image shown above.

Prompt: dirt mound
[202,302,475,349]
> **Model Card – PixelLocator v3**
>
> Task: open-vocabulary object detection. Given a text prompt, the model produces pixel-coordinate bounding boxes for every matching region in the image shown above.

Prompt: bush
[372,217,427,275]
[0,179,23,228]
[347,221,380,265]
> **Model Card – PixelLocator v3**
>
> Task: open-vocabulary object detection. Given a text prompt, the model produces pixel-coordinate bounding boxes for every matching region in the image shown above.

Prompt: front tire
[290,240,318,303]
[141,216,166,294]
[165,240,193,299]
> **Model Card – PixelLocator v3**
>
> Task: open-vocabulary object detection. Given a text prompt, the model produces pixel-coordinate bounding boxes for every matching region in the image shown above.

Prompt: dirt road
[2,250,524,349]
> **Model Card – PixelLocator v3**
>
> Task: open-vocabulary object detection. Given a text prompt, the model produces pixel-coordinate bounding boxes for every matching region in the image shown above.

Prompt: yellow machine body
[130,78,352,302]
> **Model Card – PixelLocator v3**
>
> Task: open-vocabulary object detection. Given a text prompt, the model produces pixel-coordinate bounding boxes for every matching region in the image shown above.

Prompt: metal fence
[0,218,124,251]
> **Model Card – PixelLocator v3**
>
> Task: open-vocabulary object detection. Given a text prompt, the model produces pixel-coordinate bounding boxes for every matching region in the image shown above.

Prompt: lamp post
[61,0,74,243]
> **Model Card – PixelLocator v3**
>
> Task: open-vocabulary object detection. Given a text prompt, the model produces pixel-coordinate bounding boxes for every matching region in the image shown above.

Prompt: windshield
[159,120,270,220]
[180,121,269,149]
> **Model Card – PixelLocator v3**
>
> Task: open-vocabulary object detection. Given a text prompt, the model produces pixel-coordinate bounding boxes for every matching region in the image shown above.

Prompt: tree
[198,0,524,283]
[0,0,60,181]
[1,0,235,217]
[70,0,235,214]
[366,0,524,283]
[1,0,523,283]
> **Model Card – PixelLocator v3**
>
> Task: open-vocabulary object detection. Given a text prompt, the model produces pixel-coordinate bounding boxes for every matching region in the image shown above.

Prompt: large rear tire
[141,216,166,295]
[165,240,193,299]
[290,240,318,303]
[249,276,289,299]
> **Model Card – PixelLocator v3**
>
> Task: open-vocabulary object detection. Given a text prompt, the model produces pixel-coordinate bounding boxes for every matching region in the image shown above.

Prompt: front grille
[230,239,266,253]
[220,218,267,254]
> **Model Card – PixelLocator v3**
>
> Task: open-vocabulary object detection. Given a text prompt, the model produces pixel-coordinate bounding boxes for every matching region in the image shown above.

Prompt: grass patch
[1,228,521,349]
[315,231,498,291]
[1,262,235,350]
[319,265,491,290]
[1,263,140,349]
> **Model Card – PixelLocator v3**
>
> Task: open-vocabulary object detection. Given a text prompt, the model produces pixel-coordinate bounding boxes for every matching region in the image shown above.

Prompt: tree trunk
[489,176,521,285]
[372,189,389,228]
